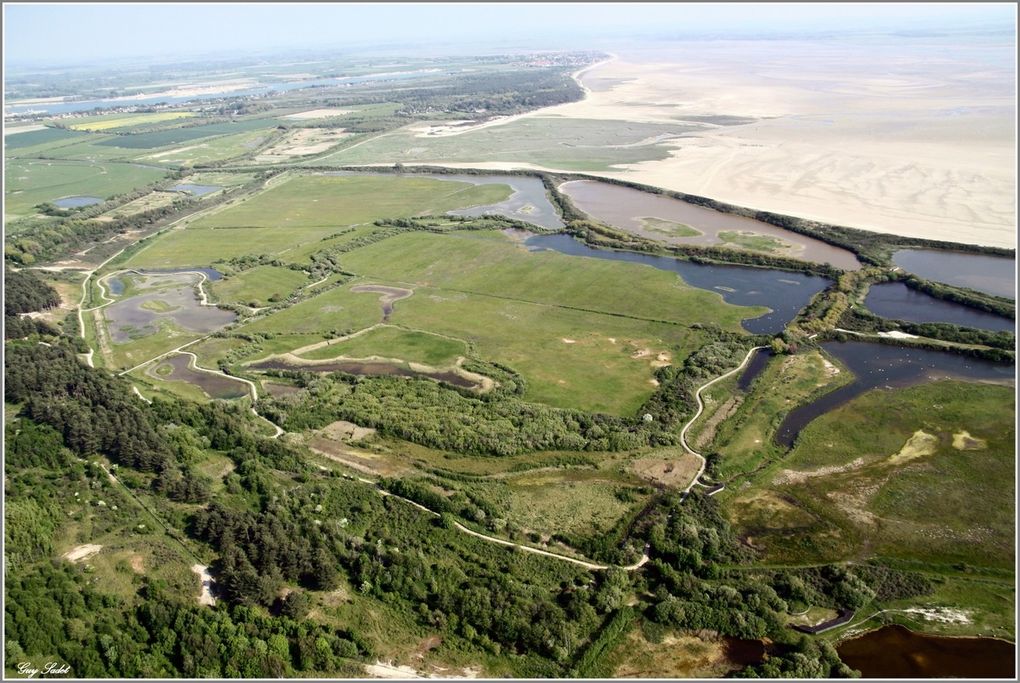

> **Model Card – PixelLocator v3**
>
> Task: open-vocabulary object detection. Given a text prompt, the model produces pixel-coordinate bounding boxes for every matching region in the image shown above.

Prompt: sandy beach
[443,38,1017,248]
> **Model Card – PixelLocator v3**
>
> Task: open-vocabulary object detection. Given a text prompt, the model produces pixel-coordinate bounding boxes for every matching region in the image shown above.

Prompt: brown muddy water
[103,272,235,343]
[150,354,249,399]
[837,625,1016,678]
[251,358,482,390]
[350,284,413,320]
[559,180,861,270]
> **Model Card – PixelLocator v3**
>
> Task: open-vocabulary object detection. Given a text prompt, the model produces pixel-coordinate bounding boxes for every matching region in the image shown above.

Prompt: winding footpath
[678,346,768,494]
[363,477,649,571]
[76,248,127,368]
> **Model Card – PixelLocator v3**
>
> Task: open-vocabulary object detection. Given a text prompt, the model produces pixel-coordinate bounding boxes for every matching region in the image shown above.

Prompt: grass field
[316,117,697,172]
[718,230,793,254]
[67,111,196,131]
[189,174,513,229]
[209,265,310,307]
[337,230,762,328]
[390,285,710,414]
[134,129,273,166]
[4,158,168,217]
[103,190,180,218]
[94,117,279,149]
[497,468,650,538]
[641,217,701,238]
[228,228,762,414]
[299,325,467,367]
[237,282,386,336]
[125,225,336,267]
[3,126,91,151]
[125,174,516,267]
[727,381,1016,569]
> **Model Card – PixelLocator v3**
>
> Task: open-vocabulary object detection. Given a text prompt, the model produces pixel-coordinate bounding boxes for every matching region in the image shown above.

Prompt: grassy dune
[728,380,1016,569]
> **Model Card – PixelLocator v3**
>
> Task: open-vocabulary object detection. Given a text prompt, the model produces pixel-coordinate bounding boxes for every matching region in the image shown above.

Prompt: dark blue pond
[892,248,1015,300]
[737,348,773,391]
[171,183,221,197]
[524,233,831,334]
[775,341,1015,447]
[865,282,1014,332]
[54,196,103,208]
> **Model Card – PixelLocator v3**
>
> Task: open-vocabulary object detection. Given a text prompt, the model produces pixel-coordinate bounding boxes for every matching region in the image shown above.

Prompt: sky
[4,2,1016,66]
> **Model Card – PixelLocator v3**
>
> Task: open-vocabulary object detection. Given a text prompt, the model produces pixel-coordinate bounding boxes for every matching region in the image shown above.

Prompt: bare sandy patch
[887,430,939,465]
[130,554,145,574]
[63,543,102,563]
[561,338,576,344]
[364,661,481,679]
[952,430,987,451]
[901,606,972,624]
[255,128,350,160]
[284,108,352,120]
[192,564,216,606]
[650,351,672,368]
[146,143,207,159]
[630,451,703,488]
[321,419,376,442]
[774,457,866,486]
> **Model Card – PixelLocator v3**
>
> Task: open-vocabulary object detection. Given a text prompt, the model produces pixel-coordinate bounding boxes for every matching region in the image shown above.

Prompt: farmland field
[94,116,280,149]
[3,126,91,151]
[66,111,196,131]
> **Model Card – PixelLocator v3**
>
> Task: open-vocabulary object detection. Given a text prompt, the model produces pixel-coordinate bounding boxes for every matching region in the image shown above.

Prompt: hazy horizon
[4,2,1016,68]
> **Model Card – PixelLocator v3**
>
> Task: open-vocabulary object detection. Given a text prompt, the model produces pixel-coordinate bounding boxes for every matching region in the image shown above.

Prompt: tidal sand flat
[423,37,1016,248]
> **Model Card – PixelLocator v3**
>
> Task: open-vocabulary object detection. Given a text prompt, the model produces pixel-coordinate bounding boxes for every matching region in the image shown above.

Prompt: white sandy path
[679,346,768,494]
[354,475,650,572]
